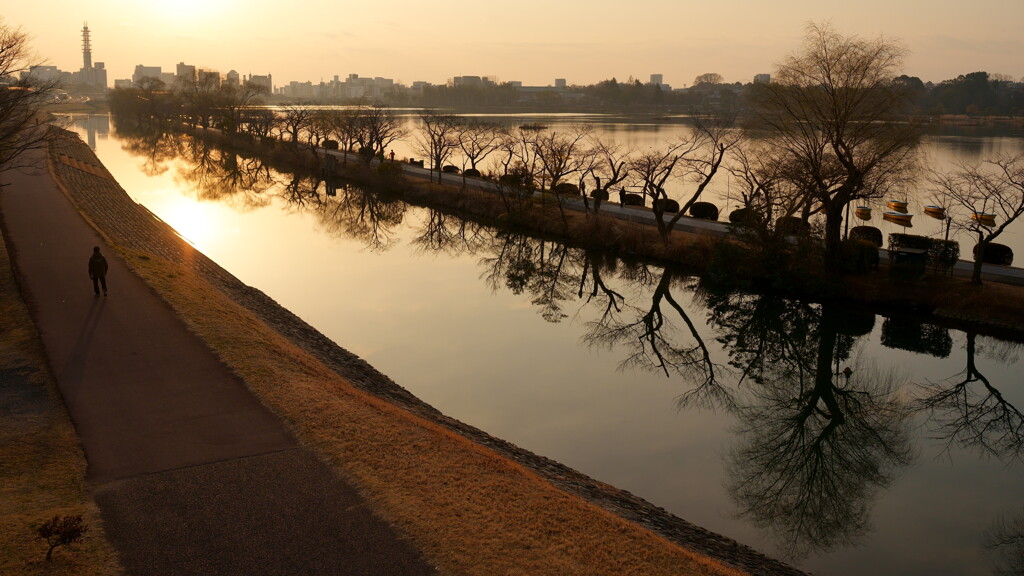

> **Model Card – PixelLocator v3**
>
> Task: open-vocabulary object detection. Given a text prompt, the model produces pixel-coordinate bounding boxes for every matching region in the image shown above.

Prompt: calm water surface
[70,115,1024,576]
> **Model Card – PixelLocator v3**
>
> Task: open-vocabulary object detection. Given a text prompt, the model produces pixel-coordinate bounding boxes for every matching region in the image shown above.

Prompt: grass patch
[0,235,123,575]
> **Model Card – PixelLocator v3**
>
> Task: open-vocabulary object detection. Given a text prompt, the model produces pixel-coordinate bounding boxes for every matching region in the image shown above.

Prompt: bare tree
[277,103,315,146]
[360,103,406,161]
[415,111,461,183]
[0,21,60,174]
[588,137,632,212]
[532,126,592,191]
[930,154,1024,284]
[693,72,724,86]
[456,120,501,175]
[749,23,920,272]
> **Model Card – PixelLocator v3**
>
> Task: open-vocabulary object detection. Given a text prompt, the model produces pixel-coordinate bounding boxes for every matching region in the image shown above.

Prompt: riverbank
[37,128,806,573]
[186,124,1024,341]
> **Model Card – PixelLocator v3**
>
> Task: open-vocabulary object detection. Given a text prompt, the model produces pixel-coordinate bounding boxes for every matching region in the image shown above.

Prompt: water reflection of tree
[311,183,407,252]
[918,333,1024,462]
[480,235,577,322]
[411,209,491,256]
[988,506,1024,576]
[176,137,275,210]
[114,120,181,177]
[705,294,915,559]
[583,266,721,393]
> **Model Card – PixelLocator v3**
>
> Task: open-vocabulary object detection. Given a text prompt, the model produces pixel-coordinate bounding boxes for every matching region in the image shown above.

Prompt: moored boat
[883,211,913,227]
[924,205,946,219]
[855,206,872,220]
[887,200,909,213]
[972,212,997,226]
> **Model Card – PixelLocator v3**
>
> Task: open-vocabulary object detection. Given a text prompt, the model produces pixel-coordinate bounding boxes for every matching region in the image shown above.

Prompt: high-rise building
[650,73,663,85]
[754,73,771,84]
[77,23,107,89]
[555,78,567,88]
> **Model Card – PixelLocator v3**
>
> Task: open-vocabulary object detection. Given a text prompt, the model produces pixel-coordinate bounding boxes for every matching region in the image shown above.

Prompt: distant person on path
[88,246,108,296]
[389,149,395,162]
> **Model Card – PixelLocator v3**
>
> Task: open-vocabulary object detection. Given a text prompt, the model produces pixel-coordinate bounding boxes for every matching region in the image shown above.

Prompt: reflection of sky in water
[71,116,1024,576]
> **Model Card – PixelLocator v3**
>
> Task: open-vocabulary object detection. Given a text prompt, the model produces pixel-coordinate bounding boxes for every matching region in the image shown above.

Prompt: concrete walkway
[0,146,435,575]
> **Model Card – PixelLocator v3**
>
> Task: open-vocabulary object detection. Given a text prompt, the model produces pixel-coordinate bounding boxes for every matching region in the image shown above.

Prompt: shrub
[590,189,609,201]
[552,182,579,195]
[654,198,680,213]
[323,139,339,150]
[442,165,460,174]
[839,238,880,272]
[849,226,883,247]
[776,216,808,236]
[621,193,644,206]
[729,207,760,226]
[37,515,88,561]
[377,161,403,177]
[974,242,1014,265]
[463,168,481,177]
[689,201,719,220]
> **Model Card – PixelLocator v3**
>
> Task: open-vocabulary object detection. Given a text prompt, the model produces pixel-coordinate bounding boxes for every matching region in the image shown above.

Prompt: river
[67,114,1024,576]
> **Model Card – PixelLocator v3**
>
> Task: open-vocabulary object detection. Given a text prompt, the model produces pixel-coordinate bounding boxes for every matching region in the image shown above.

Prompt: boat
[519,123,548,131]
[972,212,997,226]
[887,200,909,213]
[883,211,913,227]
[855,206,872,220]
[924,205,946,219]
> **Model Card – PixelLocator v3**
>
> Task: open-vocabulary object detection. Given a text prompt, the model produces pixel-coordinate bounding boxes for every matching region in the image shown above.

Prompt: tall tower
[82,23,92,73]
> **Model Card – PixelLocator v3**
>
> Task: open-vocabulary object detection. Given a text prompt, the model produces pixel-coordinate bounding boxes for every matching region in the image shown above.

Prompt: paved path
[0,144,436,575]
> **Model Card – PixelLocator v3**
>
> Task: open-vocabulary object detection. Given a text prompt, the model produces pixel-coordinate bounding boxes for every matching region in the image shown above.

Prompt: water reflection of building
[78,115,110,150]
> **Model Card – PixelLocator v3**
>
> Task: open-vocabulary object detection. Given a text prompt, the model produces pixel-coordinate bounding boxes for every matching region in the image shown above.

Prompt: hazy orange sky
[7,0,1023,88]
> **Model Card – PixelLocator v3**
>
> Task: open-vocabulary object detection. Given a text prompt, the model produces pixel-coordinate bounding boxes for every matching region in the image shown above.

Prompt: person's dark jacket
[88,253,108,278]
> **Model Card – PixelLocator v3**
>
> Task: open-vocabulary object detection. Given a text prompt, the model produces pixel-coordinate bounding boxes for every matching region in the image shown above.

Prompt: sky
[6,0,1024,88]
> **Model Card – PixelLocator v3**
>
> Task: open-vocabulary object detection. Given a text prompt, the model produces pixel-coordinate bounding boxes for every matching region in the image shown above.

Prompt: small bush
[552,182,579,195]
[654,198,680,213]
[849,226,883,247]
[590,189,609,201]
[377,161,403,177]
[689,201,719,220]
[839,238,880,272]
[729,207,760,226]
[974,242,1014,265]
[776,216,808,236]
[621,193,644,206]
[37,515,88,561]
[442,165,460,174]
[463,168,481,178]
[323,140,339,150]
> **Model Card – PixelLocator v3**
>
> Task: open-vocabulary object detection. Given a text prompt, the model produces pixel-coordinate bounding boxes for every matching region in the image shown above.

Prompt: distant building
[225,70,240,86]
[245,74,273,92]
[198,69,221,87]
[176,62,197,83]
[647,73,672,91]
[74,24,107,89]
[754,73,771,84]
[132,65,162,85]
[114,79,133,90]
[555,78,567,88]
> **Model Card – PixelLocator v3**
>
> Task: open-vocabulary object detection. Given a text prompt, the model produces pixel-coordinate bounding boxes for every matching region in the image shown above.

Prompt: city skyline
[6,0,1024,89]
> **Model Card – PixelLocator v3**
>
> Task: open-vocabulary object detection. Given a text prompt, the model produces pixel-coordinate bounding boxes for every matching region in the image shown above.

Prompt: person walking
[88,246,108,296]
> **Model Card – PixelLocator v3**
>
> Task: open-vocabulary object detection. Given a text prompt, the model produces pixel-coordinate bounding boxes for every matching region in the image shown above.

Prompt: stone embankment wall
[48,128,805,576]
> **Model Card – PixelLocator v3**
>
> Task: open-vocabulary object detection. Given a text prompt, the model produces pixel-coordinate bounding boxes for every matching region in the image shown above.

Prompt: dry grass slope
[0,235,123,575]
[120,244,748,576]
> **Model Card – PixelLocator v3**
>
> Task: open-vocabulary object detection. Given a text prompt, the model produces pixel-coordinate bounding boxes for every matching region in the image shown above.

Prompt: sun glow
[158,196,220,251]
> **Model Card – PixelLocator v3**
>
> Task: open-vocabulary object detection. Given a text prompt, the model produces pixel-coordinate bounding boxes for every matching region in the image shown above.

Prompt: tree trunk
[823,204,844,274]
